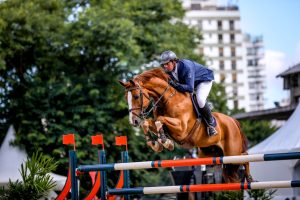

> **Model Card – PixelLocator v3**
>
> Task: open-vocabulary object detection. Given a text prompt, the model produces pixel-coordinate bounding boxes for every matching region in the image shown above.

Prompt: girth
[177,119,202,146]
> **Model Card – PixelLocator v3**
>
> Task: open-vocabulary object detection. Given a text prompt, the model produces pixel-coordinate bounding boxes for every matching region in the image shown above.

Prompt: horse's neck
[144,79,197,137]
[143,80,170,100]
[143,79,187,108]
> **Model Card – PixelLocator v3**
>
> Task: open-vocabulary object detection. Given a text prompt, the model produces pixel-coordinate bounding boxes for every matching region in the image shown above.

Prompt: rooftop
[277,63,300,77]
[233,104,297,120]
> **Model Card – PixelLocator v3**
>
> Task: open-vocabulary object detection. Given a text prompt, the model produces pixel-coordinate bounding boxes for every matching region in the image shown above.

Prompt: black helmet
[160,50,177,65]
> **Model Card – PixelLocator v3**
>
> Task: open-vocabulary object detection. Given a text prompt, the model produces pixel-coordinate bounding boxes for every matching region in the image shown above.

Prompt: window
[247,48,253,55]
[233,88,238,97]
[220,61,224,70]
[283,78,290,89]
[218,34,223,43]
[250,95,257,101]
[253,59,258,66]
[247,60,253,66]
[249,83,255,89]
[229,20,234,30]
[230,34,235,43]
[231,47,235,57]
[295,96,300,104]
[231,60,236,70]
[219,47,223,57]
[293,74,299,87]
[257,95,260,100]
[234,100,238,109]
[197,20,202,29]
[218,21,222,30]
[232,90,238,98]
[191,4,201,10]
[232,72,237,83]
[198,47,204,55]
[220,73,226,83]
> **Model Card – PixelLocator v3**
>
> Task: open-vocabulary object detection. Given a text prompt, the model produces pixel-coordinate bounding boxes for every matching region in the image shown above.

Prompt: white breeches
[195,81,213,108]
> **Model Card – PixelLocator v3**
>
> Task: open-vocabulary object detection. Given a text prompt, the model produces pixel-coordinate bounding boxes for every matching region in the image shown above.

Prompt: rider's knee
[197,98,206,108]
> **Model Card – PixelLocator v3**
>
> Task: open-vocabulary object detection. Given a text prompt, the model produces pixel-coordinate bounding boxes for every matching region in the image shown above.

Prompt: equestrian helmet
[160,50,177,65]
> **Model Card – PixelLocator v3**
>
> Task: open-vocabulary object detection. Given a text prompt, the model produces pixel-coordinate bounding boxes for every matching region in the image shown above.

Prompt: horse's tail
[233,118,248,153]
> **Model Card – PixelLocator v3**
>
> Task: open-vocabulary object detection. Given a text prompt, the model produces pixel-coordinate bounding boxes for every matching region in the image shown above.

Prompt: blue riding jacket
[167,59,214,93]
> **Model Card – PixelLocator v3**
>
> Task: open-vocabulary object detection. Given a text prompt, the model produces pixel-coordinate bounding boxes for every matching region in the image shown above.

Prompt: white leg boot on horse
[155,121,175,151]
[142,120,163,152]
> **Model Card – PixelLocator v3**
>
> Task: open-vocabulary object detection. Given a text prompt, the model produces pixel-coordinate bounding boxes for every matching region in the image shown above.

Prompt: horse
[119,67,251,183]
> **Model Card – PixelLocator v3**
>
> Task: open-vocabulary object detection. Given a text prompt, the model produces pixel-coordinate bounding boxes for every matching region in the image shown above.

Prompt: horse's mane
[134,68,169,83]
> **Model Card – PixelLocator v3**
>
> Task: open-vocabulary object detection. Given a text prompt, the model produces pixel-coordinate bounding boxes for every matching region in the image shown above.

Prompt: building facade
[182,0,250,111]
[277,63,300,105]
[243,34,266,111]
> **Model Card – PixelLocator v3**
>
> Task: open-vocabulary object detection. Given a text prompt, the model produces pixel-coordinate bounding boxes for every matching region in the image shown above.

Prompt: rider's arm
[173,66,195,93]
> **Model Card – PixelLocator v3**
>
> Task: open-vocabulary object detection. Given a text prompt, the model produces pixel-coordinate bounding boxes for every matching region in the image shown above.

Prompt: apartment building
[182,0,250,111]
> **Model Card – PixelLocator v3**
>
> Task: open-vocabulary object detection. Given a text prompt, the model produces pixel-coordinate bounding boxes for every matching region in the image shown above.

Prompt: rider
[160,50,217,136]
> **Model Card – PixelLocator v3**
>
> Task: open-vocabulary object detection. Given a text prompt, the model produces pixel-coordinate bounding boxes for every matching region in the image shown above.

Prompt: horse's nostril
[134,119,139,125]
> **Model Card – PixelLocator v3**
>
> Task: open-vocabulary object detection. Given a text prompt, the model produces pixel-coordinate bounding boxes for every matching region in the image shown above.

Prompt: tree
[0,0,202,193]
[240,120,277,148]
[209,83,229,114]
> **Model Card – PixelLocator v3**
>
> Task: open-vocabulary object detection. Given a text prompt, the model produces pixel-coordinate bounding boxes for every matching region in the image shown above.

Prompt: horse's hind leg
[243,163,253,182]
[242,152,253,182]
[222,164,240,183]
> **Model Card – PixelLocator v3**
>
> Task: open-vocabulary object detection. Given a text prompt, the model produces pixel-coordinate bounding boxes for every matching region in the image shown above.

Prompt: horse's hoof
[152,141,163,152]
[146,140,154,147]
[167,143,174,151]
[162,139,174,150]
[147,140,163,152]
[244,175,254,183]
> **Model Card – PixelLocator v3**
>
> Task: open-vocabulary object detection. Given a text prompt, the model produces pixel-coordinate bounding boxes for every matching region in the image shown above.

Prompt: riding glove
[168,79,178,88]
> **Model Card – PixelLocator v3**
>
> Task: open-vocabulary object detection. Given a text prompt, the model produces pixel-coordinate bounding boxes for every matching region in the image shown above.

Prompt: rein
[126,81,175,122]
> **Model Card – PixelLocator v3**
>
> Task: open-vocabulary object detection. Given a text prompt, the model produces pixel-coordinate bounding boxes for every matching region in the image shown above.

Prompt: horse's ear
[119,80,130,88]
[129,79,136,86]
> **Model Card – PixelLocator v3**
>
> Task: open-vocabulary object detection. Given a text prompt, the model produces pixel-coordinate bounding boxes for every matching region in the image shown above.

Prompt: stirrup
[207,126,217,136]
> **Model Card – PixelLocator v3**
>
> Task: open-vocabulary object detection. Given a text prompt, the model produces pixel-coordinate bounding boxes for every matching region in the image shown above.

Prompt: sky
[218,0,300,108]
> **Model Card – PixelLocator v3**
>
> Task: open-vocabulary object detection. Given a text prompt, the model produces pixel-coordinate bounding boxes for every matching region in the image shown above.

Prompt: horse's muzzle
[132,119,140,127]
[130,116,140,127]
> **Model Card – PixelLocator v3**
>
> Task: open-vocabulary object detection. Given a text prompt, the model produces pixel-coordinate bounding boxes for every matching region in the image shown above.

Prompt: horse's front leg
[141,119,163,152]
[155,121,175,151]
[154,116,187,151]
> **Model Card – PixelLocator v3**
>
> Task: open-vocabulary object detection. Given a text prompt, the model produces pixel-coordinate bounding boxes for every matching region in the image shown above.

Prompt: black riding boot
[199,103,217,136]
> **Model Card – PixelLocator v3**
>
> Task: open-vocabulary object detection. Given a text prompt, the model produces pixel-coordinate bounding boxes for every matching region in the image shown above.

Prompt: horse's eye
[133,95,139,100]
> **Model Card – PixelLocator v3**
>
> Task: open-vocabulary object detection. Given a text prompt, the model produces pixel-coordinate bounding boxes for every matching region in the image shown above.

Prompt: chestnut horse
[119,68,251,183]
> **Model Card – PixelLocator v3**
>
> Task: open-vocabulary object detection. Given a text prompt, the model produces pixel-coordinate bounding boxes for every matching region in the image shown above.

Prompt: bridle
[126,80,175,121]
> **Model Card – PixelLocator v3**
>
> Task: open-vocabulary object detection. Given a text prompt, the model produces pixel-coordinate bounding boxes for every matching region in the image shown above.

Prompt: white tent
[248,103,300,199]
[0,126,67,195]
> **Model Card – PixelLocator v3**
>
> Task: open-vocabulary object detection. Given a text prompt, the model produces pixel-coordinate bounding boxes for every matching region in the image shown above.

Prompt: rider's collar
[172,62,178,72]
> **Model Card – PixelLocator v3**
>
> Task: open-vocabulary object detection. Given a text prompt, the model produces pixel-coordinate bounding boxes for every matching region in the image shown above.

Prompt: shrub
[0,151,58,200]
